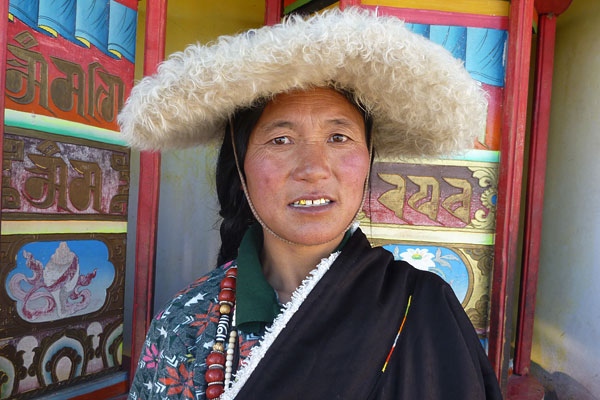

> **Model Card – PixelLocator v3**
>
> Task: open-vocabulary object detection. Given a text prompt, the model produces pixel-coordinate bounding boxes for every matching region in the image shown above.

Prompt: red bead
[226,268,237,277]
[206,352,225,366]
[218,289,235,303]
[206,384,224,399]
[220,277,236,290]
[205,367,225,383]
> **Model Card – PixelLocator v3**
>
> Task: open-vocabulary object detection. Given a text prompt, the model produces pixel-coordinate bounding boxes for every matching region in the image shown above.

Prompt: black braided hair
[215,101,267,266]
[215,91,373,267]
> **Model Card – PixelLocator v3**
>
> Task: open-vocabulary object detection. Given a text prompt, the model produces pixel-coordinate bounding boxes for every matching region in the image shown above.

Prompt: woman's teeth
[292,198,331,207]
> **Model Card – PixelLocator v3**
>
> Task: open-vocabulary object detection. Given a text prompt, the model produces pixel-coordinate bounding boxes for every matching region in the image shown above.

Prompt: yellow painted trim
[38,25,58,37]
[8,13,14,21]
[1,220,127,235]
[358,221,495,245]
[361,0,510,17]
[75,36,91,48]
[109,49,123,59]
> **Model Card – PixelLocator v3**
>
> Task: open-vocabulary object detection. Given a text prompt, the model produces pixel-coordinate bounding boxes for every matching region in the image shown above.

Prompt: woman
[120,8,501,400]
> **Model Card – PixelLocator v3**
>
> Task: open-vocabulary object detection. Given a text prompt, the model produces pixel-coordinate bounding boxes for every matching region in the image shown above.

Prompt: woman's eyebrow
[259,120,295,133]
[259,117,358,133]
[325,118,357,127]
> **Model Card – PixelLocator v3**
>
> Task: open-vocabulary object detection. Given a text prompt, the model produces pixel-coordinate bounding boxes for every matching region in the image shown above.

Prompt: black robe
[234,229,502,399]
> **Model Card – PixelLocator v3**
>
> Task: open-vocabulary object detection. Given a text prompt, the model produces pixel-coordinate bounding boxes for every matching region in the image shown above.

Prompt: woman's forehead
[256,87,365,129]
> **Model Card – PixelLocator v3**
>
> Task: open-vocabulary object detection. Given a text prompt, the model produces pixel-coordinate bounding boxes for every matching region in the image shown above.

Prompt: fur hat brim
[118,8,487,157]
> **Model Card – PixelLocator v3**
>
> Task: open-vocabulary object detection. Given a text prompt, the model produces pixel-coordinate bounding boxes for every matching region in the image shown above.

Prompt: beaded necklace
[205,266,238,399]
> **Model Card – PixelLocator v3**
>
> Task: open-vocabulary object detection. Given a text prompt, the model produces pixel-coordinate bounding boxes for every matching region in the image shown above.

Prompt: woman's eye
[329,134,348,143]
[272,136,291,145]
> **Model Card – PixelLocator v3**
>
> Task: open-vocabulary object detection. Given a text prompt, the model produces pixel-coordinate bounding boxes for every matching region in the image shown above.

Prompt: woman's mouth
[290,198,332,207]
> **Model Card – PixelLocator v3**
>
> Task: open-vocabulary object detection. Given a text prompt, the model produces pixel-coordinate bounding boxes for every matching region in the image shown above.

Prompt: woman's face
[244,87,370,246]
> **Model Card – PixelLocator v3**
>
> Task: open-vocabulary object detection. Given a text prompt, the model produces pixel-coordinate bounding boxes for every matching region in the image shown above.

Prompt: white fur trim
[118,8,487,157]
[220,251,341,399]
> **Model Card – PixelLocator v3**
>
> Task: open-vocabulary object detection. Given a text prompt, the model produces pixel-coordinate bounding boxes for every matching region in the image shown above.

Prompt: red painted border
[489,0,534,392]
[265,0,283,25]
[130,0,167,385]
[114,0,139,10]
[362,5,509,30]
[535,0,573,15]
[514,13,556,376]
[0,0,8,235]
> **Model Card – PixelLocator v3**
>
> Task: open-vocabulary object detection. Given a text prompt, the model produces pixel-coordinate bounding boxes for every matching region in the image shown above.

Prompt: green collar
[236,224,280,334]
[235,224,353,334]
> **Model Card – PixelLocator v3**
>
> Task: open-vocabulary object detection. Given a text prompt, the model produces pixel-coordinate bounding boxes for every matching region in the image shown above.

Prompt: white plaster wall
[152,147,222,310]
[531,0,600,397]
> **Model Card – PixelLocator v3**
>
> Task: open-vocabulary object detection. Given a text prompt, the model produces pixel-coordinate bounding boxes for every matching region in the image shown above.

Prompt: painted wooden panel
[2,0,136,397]
[0,233,126,398]
[2,128,129,219]
[5,1,135,132]
[356,4,508,349]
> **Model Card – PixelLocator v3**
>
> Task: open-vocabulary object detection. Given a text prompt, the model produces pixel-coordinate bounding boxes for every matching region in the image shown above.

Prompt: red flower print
[190,302,220,336]
[177,276,210,295]
[159,363,195,398]
[239,337,259,362]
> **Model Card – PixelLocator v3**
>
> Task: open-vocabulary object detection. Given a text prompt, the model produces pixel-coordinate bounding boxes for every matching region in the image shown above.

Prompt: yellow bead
[220,304,231,314]
[213,342,224,352]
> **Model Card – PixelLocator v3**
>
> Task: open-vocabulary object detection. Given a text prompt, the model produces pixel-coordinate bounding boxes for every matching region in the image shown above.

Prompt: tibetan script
[2,131,129,218]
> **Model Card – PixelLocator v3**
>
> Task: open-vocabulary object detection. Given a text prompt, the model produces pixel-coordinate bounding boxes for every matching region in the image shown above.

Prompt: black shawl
[235,229,502,399]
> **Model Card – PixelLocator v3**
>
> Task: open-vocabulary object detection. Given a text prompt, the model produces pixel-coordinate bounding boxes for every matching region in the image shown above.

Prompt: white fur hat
[118,8,487,157]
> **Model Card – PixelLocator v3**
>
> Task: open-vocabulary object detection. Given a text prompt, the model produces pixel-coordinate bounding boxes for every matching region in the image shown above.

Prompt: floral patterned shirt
[128,261,265,400]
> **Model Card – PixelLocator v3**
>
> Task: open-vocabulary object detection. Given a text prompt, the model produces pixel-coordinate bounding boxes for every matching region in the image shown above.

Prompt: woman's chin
[273,226,348,248]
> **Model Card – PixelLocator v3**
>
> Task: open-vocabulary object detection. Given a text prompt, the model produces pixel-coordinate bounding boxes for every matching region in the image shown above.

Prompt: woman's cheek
[338,150,370,183]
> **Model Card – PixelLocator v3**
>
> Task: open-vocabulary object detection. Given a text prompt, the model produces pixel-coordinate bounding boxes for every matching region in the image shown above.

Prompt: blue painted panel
[465,27,507,87]
[429,25,467,61]
[406,23,431,38]
[8,0,40,28]
[75,0,110,52]
[383,244,470,304]
[107,0,137,63]
[6,240,116,323]
[7,0,136,62]
[38,0,78,43]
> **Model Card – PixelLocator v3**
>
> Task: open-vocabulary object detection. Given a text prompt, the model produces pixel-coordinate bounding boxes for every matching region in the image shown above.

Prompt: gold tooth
[299,200,306,205]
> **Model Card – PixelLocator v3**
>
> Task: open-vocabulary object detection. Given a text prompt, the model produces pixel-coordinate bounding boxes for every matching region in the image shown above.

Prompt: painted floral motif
[386,244,468,304]
[398,248,436,271]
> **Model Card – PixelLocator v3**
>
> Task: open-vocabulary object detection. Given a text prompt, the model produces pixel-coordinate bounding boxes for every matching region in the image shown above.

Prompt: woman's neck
[260,231,344,304]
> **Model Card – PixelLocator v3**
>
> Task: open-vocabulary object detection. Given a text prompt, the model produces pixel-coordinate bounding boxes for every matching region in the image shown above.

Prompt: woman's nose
[291,143,331,182]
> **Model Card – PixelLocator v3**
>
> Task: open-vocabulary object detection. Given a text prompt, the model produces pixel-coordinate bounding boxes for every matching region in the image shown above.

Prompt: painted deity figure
[9,242,97,320]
